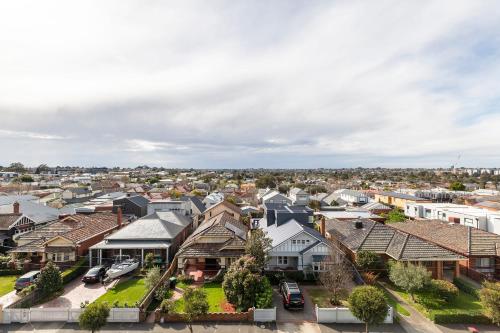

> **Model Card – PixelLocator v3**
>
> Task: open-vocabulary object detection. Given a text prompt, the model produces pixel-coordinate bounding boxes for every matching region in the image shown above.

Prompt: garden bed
[94,277,147,307]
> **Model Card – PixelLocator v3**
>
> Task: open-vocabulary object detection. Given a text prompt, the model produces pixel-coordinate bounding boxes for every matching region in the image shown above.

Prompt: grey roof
[91,240,171,250]
[361,202,391,210]
[290,188,307,196]
[17,201,60,224]
[106,211,190,241]
[0,195,38,206]
[123,195,150,208]
[188,196,206,213]
[378,191,427,201]
[337,189,367,198]
[261,218,327,248]
[326,219,465,261]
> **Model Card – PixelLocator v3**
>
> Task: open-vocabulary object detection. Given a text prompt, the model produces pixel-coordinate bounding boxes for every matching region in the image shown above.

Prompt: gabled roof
[390,220,500,256]
[361,201,391,211]
[261,218,327,248]
[106,211,191,241]
[290,188,307,196]
[0,195,38,206]
[16,201,60,224]
[120,195,150,208]
[326,219,465,261]
[203,200,242,215]
[0,214,22,230]
[188,196,206,213]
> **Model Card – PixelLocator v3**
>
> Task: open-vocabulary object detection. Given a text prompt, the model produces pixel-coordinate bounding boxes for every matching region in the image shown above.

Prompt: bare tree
[319,245,353,305]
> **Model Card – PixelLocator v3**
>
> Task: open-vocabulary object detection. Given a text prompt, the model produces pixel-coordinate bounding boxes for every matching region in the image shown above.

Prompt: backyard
[173,282,234,313]
[0,275,17,297]
[94,277,147,307]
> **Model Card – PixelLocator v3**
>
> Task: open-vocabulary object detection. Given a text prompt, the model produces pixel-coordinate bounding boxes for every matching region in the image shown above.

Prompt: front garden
[0,275,17,297]
[94,276,147,307]
[172,282,233,313]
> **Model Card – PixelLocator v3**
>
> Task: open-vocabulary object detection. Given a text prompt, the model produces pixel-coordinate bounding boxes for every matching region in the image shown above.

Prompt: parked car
[15,271,40,292]
[81,265,107,283]
[279,280,304,310]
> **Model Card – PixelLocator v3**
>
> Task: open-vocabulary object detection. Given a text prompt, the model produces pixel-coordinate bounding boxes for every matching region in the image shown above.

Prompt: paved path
[380,282,442,333]
[35,276,118,308]
[0,290,21,308]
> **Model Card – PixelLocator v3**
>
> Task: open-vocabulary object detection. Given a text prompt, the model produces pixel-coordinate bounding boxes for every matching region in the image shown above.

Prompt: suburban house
[89,211,192,267]
[113,194,150,218]
[0,202,36,247]
[289,187,310,205]
[374,191,431,210]
[390,220,500,282]
[260,218,331,272]
[147,199,192,216]
[61,187,92,201]
[261,190,292,205]
[263,203,314,228]
[202,200,242,221]
[177,211,248,280]
[334,189,369,206]
[9,212,127,269]
[323,218,466,280]
[361,201,392,215]
[203,191,224,208]
[404,202,500,235]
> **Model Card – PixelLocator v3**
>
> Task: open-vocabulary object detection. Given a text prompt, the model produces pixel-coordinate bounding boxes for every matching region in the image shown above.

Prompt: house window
[301,240,306,245]
[278,256,288,265]
[464,218,473,226]
[292,240,297,245]
[477,258,491,268]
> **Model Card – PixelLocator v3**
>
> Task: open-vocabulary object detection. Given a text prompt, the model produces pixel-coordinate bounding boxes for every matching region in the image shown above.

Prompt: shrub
[79,302,110,333]
[389,261,431,301]
[61,258,88,284]
[160,299,175,313]
[361,271,378,285]
[144,253,155,269]
[480,281,500,325]
[255,276,273,309]
[453,277,479,299]
[177,274,194,285]
[430,279,458,302]
[431,313,491,324]
[184,287,209,322]
[36,261,63,297]
[145,266,161,291]
[155,284,173,301]
[356,251,383,272]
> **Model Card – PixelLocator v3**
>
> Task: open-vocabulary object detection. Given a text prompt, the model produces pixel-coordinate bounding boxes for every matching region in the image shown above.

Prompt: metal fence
[315,305,393,324]
[253,307,276,322]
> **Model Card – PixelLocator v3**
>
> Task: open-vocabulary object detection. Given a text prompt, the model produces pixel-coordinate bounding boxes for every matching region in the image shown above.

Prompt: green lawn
[307,287,349,308]
[0,275,17,297]
[95,277,147,307]
[173,282,228,313]
[375,284,410,316]
[388,283,483,319]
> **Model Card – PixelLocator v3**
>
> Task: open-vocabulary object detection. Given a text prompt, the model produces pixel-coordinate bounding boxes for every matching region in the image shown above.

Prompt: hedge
[431,313,491,324]
[61,258,88,284]
[0,269,23,276]
[453,277,479,299]
[264,270,318,284]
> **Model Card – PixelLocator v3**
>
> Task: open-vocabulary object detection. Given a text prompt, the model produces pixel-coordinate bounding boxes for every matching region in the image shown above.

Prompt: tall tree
[245,229,272,270]
[36,260,63,297]
[348,286,388,333]
[7,162,26,173]
[319,246,352,305]
[222,256,262,311]
[183,287,209,329]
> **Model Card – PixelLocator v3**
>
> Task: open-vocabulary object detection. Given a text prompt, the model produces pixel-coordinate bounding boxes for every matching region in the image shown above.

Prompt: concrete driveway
[0,290,21,308]
[273,287,316,323]
[35,275,116,308]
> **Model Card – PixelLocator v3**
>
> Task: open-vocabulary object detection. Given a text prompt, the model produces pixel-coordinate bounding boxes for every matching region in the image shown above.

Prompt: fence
[315,305,393,324]
[1,307,140,324]
[253,308,276,322]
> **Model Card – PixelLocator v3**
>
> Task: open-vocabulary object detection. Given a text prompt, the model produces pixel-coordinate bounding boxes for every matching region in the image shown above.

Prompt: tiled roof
[327,218,465,261]
[203,200,242,215]
[0,214,21,230]
[390,220,500,256]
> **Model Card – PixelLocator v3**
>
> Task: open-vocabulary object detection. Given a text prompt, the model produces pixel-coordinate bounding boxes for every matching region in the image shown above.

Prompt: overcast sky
[1,0,500,168]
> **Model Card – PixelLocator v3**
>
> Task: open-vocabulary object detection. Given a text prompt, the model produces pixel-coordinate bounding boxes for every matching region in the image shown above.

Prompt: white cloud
[1,0,500,167]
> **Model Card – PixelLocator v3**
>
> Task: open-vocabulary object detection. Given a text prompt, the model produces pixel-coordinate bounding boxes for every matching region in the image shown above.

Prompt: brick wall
[155,308,254,322]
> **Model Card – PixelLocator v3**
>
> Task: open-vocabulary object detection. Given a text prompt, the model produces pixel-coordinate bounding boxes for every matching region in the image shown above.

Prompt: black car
[82,266,106,283]
[279,280,304,310]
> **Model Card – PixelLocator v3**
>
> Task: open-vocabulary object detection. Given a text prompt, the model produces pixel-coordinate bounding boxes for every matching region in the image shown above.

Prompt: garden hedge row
[0,269,23,276]
[431,312,491,324]
[61,258,88,284]
[452,277,480,299]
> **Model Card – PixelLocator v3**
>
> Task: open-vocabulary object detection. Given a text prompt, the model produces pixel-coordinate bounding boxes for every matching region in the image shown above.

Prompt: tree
[385,208,406,223]
[183,287,209,326]
[480,281,500,325]
[6,162,26,173]
[255,276,273,309]
[79,302,110,333]
[319,247,352,305]
[388,261,431,301]
[145,266,161,291]
[348,285,388,333]
[19,175,34,183]
[356,250,383,272]
[277,184,289,194]
[245,229,272,270]
[36,260,63,297]
[308,200,321,211]
[222,256,262,310]
[449,181,466,191]
[255,175,276,189]
[144,253,155,269]
[35,164,50,174]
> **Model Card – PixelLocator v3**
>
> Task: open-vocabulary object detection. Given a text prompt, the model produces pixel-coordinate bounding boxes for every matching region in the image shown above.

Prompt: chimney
[320,217,326,237]
[13,201,20,214]
[355,220,363,229]
[117,207,123,228]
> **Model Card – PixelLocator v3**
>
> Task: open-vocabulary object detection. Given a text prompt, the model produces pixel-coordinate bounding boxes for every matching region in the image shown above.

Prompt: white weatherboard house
[260,218,331,272]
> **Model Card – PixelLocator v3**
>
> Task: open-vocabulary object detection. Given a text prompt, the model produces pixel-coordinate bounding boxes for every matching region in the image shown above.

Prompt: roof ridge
[397,233,410,260]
